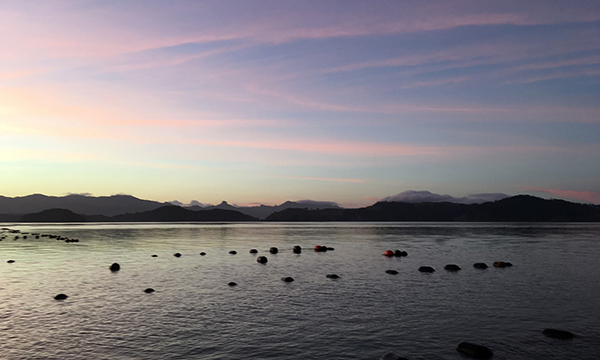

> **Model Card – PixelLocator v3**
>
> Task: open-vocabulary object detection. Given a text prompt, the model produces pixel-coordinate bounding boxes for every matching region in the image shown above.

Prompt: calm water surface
[1,222,599,360]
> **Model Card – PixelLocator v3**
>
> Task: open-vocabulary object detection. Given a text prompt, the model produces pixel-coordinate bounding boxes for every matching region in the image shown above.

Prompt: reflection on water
[1,222,599,360]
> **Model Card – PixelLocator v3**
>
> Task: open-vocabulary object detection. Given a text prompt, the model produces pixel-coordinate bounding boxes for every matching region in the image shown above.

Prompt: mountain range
[1,194,599,222]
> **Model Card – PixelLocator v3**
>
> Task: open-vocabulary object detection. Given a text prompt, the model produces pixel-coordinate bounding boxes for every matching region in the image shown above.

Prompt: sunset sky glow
[1,0,599,206]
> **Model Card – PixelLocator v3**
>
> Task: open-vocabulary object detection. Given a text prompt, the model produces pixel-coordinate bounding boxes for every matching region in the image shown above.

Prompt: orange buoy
[384,250,394,257]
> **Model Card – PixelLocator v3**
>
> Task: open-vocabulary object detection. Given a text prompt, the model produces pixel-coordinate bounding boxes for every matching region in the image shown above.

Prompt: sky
[1,0,599,207]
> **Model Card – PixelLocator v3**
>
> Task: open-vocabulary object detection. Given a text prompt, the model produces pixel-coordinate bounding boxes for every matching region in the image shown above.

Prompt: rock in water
[444,264,461,271]
[7,260,15,263]
[456,342,493,359]
[543,328,574,339]
[109,263,120,271]
[380,352,409,360]
[54,294,68,300]
[418,266,435,273]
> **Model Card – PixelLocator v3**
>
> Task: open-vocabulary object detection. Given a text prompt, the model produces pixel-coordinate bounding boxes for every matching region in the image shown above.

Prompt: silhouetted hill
[109,205,257,222]
[266,195,600,222]
[0,194,165,216]
[194,200,341,219]
[19,209,86,222]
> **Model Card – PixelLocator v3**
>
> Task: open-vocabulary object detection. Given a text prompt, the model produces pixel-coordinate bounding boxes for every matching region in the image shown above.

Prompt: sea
[1,222,599,360]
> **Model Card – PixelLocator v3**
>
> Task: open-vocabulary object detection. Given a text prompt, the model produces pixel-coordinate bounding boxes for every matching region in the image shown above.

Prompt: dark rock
[7,260,15,263]
[281,276,294,282]
[293,245,302,254]
[109,263,120,271]
[269,247,278,254]
[229,250,237,255]
[228,282,237,287]
[380,352,410,360]
[54,294,68,300]
[249,249,258,253]
[326,274,340,279]
[257,256,268,264]
[444,264,461,271]
[144,288,155,293]
[543,328,574,339]
[418,266,435,273]
[473,262,488,269]
[173,253,182,257]
[385,270,399,275]
[456,342,493,359]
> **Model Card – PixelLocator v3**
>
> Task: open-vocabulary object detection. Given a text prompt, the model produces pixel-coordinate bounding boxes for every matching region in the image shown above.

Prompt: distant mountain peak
[382,190,509,204]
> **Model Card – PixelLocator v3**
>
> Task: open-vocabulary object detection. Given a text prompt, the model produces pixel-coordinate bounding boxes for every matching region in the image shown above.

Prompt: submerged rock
[380,352,409,360]
[54,294,68,300]
[418,266,435,273]
[456,342,493,359]
[109,263,120,271]
[543,328,574,339]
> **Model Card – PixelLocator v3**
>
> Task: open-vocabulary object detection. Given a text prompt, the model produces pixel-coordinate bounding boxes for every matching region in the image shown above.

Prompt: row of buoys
[384,262,514,274]
[314,245,334,252]
[384,249,409,257]
[1,228,79,243]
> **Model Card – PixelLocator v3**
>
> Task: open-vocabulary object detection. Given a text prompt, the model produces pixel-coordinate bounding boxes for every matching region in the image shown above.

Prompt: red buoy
[384,250,394,257]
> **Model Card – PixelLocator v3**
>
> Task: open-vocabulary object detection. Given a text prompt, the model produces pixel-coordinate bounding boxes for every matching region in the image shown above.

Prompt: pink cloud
[274,175,366,184]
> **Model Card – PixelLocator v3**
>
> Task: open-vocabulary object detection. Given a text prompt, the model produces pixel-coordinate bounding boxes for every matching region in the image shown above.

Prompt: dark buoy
[503,262,513,267]
[228,282,237,287]
[380,352,409,360]
[174,253,182,257]
[269,247,278,254]
[144,288,155,293]
[257,256,268,264]
[326,274,340,279]
[109,263,120,271]
[394,250,402,257]
[249,249,258,254]
[314,245,327,252]
[385,270,399,275]
[543,328,574,339]
[473,262,488,269]
[7,260,15,263]
[229,250,237,255]
[384,250,394,257]
[456,342,493,359]
[493,261,506,267]
[418,266,435,273]
[54,294,68,300]
[444,264,461,271]
[281,276,294,282]
[400,251,408,257]
[199,252,206,256]
[293,245,302,254]
[151,254,158,257]
[326,247,335,251]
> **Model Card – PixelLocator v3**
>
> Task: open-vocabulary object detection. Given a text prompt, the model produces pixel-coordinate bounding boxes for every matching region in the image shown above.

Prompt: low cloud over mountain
[382,190,509,204]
